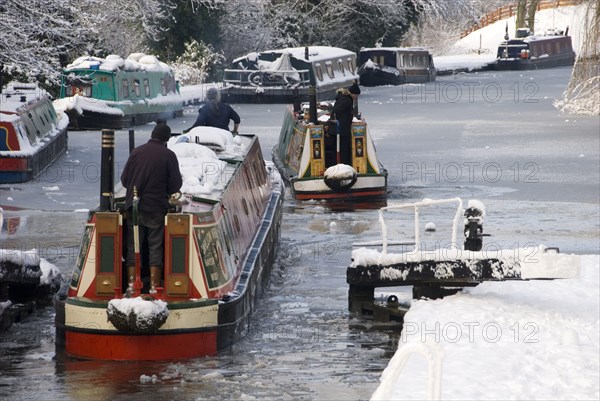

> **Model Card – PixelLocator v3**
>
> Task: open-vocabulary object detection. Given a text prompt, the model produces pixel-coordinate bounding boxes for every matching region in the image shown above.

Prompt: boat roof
[500,34,571,45]
[64,53,173,73]
[116,127,255,203]
[234,46,355,64]
[360,47,430,53]
[0,82,49,118]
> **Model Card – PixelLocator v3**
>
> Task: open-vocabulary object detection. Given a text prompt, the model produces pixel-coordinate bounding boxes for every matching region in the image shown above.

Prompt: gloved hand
[231,128,238,136]
[182,128,190,134]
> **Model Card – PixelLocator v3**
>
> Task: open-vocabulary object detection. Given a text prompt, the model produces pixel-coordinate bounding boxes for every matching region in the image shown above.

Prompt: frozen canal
[1,66,598,400]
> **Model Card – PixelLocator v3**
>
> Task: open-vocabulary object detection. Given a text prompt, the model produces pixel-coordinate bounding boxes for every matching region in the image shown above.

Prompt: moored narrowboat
[0,82,68,184]
[54,127,283,360]
[493,29,575,70]
[272,100,387,204]
[221,46,358,103]
[53,53,183,130]
[357,47,436,86]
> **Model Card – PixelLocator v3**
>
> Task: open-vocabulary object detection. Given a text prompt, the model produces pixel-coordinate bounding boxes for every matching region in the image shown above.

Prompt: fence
[460,0,584,38]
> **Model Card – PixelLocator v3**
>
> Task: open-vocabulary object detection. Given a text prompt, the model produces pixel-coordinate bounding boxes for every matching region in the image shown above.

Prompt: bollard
[100,129,115,211]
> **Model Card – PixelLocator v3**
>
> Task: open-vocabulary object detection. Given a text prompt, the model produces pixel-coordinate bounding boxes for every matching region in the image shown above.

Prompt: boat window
[122,79,129,98]
[161,78,167,95]
[133,79,141,97]
[144,78,150,96]
[242,198,249,216]
[338,59,345,75]
[347,58,354,72]
[555,42,560,53]
[315,63,323,81]
[325,61,334,79]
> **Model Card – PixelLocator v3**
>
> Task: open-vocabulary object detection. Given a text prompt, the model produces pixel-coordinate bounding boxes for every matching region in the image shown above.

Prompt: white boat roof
[65,53,173,73]
[0,82,49,118]
[235,46,356,64]
[360,47,430,52]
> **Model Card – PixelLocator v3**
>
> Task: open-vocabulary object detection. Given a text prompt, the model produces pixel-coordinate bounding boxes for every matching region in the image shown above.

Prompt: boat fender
[323,164,357,192]
[106,296,169,334]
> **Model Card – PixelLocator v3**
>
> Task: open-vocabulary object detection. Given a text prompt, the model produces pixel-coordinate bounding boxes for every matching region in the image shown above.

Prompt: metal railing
[370,340,445,401]
[378,198,464,254]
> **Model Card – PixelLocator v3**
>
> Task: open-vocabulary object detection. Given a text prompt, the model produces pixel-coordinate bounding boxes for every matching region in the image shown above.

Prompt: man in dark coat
[185,87,241,134]
[348,79,361,116]
[331,88,354,165]
[121,122,183,294]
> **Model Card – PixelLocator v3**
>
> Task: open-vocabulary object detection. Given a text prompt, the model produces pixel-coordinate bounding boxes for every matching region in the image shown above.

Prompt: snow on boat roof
[360,47,430,53]
[0,82,49,116]
[65,53,173,73]
[166,127,252,199]
[235,46,356,63]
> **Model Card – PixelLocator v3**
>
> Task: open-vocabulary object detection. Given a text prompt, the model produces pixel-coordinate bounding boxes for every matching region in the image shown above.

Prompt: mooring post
[100,129,115,211]
[128,129,135,154]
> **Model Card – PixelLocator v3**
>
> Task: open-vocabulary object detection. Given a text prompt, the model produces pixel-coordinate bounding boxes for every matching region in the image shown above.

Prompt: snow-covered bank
[434,5,587,73]
[371,255,599,400]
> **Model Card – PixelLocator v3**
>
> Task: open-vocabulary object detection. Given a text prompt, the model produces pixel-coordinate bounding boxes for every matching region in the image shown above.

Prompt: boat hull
[290,175,387,202]
[358,68,406,87]
[0,126,68,184]
[493,53,575,70]
[65,108,183,131]
[220,85,340,104]
[54,152,284,360]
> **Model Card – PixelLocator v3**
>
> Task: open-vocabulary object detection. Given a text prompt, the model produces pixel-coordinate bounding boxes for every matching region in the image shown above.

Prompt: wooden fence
[460,0,584,38]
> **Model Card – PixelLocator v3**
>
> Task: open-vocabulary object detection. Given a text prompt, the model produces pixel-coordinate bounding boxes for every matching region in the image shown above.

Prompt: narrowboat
[221,46,358,103]
[54,127,284,360]
[53,53,184,130]
[493,29,575,70]
[272,97,387,204]
[357,47,436,86]
[0,82,68,184]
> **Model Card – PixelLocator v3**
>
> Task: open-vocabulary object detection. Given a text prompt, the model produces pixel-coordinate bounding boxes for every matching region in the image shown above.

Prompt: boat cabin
[221,46,358,103]
[358,47,436,86]
[494,31,575,70]
[55,53,183,129]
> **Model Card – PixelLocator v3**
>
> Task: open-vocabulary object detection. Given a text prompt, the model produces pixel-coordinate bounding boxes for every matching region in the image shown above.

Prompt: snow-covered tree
[402,0,514,55]
[0,0,98,89]
[172,39,225,85]
[556,0,600,115]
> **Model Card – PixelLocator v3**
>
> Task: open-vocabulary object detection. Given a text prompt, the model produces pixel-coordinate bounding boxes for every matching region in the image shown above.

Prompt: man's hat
[151,123,171,142]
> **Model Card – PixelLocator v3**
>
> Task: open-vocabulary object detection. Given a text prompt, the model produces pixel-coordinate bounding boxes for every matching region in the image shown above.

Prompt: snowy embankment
[433,5,587,74]
[371,4,598,399]
[371,255,599,400]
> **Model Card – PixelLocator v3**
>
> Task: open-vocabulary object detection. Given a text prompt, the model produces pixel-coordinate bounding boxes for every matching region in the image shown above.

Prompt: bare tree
[516,0,542,33]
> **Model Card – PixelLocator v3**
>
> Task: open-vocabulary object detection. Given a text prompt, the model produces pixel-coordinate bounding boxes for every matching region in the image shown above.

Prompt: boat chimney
[565,26,569,36]
[100,129,115,211]
[0,63,3,95]
[309,78,318,125]
[305,46,309,60]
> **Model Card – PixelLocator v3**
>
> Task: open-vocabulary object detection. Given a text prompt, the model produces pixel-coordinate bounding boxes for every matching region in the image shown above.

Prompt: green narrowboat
[54,53,183,130]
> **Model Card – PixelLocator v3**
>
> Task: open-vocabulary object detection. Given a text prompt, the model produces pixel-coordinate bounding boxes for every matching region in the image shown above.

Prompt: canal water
[1,67,598,400]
